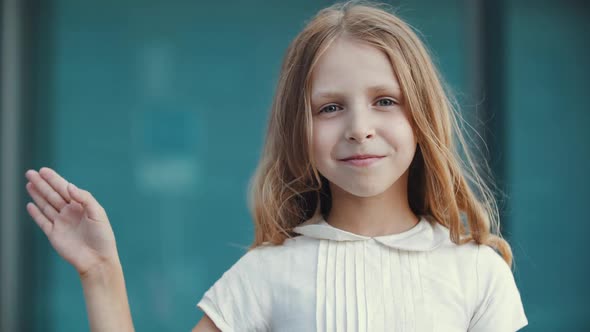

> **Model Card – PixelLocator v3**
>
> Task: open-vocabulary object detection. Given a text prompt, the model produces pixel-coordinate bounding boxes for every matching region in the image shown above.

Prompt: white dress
[197,215,528,332]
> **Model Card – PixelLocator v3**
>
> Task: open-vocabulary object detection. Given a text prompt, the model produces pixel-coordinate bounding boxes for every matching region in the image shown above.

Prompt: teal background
[506,1,590,330]
[18,0,589,331]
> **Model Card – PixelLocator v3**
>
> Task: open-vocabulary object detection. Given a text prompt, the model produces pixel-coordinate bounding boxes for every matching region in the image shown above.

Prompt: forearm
[79,258,135,332]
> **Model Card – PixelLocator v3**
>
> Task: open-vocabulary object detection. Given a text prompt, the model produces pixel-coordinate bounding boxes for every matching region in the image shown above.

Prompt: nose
[347,129,375,143]
[345,111,376,143]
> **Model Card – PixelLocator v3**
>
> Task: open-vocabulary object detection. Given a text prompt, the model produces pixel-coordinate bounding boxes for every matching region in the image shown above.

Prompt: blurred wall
[506,0,590,330]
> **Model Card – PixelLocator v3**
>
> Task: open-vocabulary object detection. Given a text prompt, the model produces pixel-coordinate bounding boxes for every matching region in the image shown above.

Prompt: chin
[332,179,395,198]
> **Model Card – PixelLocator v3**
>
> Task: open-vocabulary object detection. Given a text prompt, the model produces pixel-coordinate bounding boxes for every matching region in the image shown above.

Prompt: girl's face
[310,36,417,198]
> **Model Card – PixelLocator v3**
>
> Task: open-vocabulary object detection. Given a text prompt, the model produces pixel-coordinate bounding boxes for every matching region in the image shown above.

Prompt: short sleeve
[196,249,270,332]
[468,245,528,332]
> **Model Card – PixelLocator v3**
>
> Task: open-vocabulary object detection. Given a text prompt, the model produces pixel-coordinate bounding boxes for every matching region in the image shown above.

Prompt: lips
[339,154,385,161]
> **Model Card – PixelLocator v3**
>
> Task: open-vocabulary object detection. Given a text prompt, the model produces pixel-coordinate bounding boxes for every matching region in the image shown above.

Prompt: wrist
[79,256,123,285]
[77,255,135,331]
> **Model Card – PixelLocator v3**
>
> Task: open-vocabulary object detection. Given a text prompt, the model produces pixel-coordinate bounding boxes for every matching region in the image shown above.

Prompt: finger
[25,170,68,212]
[26,202,54,237]
[67,183,104,221]
[26,182,59,222]
[39,167,71,203]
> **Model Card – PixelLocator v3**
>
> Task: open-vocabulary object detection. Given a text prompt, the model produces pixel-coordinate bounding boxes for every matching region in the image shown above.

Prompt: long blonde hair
[247,1,514,266]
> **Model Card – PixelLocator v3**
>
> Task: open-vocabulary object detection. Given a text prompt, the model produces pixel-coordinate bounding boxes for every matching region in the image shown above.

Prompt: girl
[24,1,528,331]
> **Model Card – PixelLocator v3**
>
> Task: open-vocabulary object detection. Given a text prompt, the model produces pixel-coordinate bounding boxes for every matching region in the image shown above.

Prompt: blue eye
[376,98,397,107]
[319,104,341,114]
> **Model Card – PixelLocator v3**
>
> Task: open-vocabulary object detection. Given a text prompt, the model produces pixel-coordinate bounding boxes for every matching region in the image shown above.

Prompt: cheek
[312,121,338,158]
[385,113,416,149]
[311,126,324,167]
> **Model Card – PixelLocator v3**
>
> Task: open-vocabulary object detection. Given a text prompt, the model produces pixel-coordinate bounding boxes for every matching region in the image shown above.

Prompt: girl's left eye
[376,98,397,107]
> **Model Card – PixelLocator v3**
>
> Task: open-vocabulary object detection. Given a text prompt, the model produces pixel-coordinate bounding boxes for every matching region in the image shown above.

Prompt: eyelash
[318,98,398,114]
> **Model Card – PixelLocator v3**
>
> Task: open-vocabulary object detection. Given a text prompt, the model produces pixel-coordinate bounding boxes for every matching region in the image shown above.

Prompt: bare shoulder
[192,314,221,332]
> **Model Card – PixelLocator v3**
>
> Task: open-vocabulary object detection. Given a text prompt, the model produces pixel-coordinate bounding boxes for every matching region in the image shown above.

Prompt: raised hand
[25,167,119,276]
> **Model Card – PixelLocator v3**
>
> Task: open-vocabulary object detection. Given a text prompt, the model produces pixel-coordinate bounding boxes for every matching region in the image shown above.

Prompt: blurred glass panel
[506,0,590,330]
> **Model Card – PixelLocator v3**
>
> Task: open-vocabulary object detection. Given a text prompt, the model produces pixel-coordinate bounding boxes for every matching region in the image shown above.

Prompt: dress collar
[292,215,450,251]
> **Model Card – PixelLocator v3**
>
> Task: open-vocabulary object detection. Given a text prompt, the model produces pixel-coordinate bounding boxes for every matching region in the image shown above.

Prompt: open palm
[25,167,119,276]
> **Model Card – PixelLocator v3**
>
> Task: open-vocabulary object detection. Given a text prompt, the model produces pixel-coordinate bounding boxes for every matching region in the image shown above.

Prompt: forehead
[310,36,401,98]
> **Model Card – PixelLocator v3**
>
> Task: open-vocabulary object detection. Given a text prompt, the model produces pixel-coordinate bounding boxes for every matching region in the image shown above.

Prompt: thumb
[67,183,104,221]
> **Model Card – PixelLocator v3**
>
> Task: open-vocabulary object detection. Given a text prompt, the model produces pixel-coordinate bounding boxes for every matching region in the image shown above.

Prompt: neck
[325,175,419,237]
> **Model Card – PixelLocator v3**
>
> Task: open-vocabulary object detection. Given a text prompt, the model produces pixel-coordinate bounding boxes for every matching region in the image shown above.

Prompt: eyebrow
[312,84,402,100]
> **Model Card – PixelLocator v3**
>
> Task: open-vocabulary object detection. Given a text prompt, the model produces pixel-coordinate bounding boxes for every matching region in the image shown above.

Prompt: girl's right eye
[319,104,341,114]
